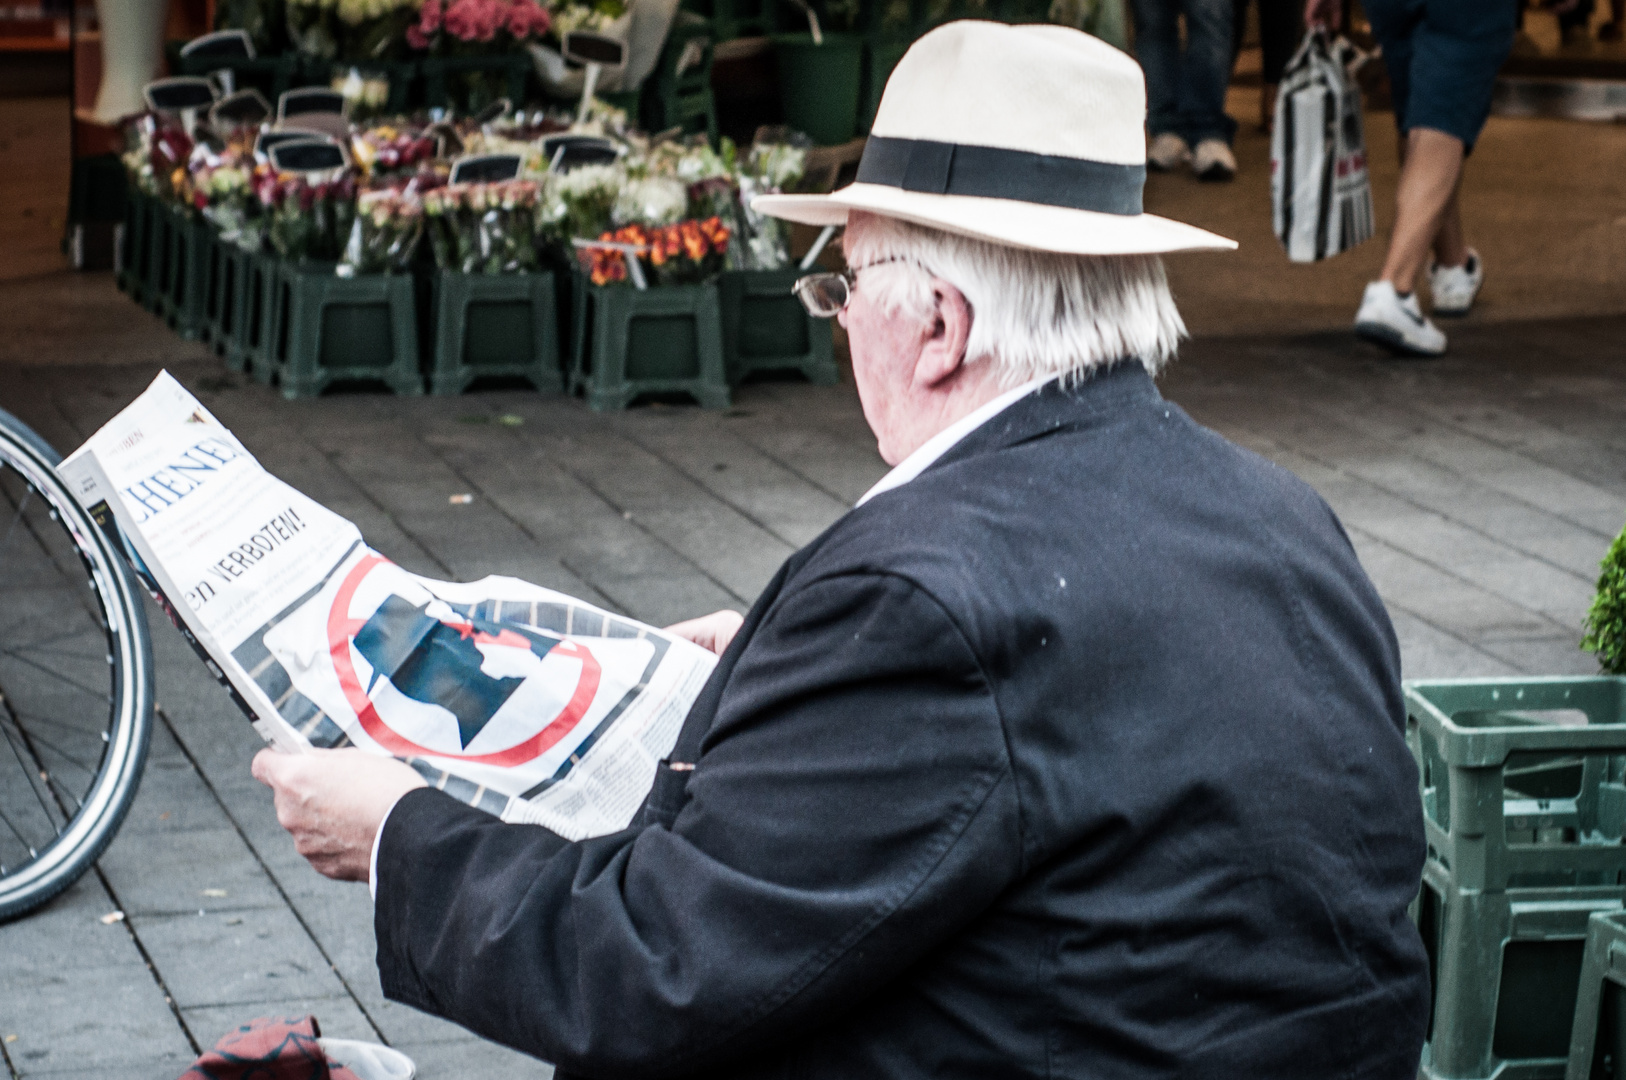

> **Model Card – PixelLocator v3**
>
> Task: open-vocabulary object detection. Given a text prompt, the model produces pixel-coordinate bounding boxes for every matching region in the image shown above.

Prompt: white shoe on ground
[1354,281,1447,357]
[1192,139,1236,182]
[1429,249,1484,316]
[1147,133,1191,172]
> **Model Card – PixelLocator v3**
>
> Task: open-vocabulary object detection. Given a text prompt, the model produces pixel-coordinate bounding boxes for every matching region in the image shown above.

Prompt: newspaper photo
[58,371,718,841]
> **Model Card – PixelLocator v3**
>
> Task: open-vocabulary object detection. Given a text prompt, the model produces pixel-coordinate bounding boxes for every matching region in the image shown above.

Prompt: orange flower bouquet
[585,216,731,287]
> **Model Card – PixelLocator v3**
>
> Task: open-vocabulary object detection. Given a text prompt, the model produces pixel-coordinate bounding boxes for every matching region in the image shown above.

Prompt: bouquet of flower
[733,134,811,270]
[339,187,425,274]
[585,217,730,286]
[611,175,689,229]
[423,179,542,273]
[188,153,265,251]
[546,0,623,41]
[350,124,440,178]
[256,169,358,260]
[407,0,550,51]
[542,162,622,242]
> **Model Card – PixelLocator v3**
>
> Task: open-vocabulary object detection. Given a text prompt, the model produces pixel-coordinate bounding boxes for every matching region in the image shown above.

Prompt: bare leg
[1432,184,1467,269]
[1380,127,1466,294]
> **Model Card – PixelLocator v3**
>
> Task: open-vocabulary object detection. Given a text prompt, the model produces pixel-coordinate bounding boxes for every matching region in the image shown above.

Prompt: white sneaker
[1429,249,1484,316]
[1354,281,1447,357]
[1147,133,1191,173]
[1192,139,1236,182]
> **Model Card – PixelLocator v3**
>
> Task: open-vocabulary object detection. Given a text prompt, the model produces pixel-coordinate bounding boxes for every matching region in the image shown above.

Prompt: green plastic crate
[1407,678,1626,894]
[264,260,422,399]
[569,275,730,411]
[1417,860,1620,1080]
[1406,678,1626,1080]
[717,268,837,386]
[429,270,561,395]
[1567,911,1626,1080]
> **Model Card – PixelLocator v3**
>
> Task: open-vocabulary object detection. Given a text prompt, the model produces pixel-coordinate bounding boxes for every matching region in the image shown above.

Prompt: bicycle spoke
[0,647,112,703]
[0,623,107,659]
[0,479,34,563]
[5,719,100,779]
[0,703,64,835]
[0,805,39,858]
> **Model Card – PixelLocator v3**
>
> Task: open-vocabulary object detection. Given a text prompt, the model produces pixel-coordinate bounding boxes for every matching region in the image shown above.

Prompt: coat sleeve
[372,570,1023,1078]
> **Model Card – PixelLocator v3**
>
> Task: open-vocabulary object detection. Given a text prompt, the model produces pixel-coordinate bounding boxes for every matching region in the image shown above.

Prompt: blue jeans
[1131,0,1239,146]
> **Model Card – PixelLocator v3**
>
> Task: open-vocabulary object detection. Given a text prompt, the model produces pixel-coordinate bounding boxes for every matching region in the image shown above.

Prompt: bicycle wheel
[0,407,154,922]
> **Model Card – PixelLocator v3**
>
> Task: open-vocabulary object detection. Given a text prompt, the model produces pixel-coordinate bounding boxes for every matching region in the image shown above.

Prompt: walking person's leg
[1327,0,1511,354]
[1132,0,1195,170]
[1178,0,1239,179]
[1257,0,1302,129]
[1378,127,1464,297]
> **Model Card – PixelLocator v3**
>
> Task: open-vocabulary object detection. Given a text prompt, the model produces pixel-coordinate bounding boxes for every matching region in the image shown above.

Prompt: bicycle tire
[0,406,154,922]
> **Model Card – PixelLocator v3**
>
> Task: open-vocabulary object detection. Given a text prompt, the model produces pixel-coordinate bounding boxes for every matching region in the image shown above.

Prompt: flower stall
[117,63,823,407]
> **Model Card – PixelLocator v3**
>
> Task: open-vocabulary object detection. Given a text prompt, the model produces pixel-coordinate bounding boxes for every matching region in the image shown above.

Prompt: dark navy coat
[374,362,1430,1080]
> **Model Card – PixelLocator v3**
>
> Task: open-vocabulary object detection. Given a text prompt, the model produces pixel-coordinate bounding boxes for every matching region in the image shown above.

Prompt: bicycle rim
[0,407,154,922]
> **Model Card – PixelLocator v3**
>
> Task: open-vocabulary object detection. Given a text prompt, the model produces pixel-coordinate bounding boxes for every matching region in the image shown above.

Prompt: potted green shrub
[1584,526,1626,673]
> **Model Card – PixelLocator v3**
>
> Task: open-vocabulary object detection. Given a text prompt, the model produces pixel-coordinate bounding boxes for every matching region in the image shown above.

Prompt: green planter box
[718,268,837,386]
[570,275,730,411]
[429,270,561,395]
[772,33,864,146]
[1565,910,1626,1080]
[264,260,422,399]
[230,251,281,377]
[155,205,212,340]
[420,54,528,114]
[1406,677,1626,1080]
[117,187,157,304]
[207,230,253,351]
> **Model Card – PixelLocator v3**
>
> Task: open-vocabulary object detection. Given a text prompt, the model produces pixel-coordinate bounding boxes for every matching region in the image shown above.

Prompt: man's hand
[665,609,745,656]
[1304,0,1341,29]
[251,747,427,882]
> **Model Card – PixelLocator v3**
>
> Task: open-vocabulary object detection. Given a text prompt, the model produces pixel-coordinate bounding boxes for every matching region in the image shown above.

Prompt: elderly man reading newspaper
[252,23,1430,1080]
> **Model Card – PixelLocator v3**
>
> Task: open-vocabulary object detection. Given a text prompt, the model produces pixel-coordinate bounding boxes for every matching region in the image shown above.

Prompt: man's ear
[914,279,973,388]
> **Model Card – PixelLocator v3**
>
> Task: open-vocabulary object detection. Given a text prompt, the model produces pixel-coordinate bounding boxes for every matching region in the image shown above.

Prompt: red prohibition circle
[327,554,602,767]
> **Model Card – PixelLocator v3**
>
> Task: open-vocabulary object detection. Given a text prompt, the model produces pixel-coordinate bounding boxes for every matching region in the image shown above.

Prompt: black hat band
[856,135,1145,216]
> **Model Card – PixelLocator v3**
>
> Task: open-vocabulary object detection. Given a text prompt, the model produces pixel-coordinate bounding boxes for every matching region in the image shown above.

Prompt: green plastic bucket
[771,33,865,146]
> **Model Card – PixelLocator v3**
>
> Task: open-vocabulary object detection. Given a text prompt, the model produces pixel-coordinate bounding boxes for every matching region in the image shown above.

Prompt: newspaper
[58,372,718,840]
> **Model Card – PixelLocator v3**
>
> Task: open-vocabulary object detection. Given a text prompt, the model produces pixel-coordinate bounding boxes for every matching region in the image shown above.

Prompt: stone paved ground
[2,302,1623,1079]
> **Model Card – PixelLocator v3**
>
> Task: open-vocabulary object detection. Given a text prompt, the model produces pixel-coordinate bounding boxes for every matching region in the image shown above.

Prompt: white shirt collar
[855,376,1053,507]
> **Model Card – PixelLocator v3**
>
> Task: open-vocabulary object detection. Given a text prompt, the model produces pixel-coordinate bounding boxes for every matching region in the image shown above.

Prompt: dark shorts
[1363,0,1516,151]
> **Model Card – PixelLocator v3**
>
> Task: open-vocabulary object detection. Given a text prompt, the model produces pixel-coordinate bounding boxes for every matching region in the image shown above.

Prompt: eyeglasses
[791,257,911,318]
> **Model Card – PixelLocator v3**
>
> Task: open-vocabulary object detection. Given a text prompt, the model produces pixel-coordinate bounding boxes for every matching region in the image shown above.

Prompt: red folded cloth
[178,1015,361,1080]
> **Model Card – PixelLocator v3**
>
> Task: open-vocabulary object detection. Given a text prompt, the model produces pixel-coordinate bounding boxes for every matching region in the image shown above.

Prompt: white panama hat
[752,20,1237,256]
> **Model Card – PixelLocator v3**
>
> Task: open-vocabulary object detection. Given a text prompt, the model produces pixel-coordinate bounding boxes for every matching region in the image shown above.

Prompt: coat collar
[913,359,1163,483]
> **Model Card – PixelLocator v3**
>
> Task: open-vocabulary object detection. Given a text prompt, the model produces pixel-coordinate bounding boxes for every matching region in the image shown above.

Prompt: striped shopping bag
[1271,30,1375,263]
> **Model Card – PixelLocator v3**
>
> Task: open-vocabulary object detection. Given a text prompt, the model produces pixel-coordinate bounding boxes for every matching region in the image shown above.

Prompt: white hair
[843,212,1186,387]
